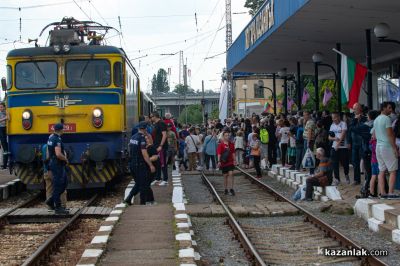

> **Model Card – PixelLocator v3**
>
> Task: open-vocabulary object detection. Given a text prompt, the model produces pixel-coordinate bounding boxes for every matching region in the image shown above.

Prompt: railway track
[0,176,130,265]
[200,168,386,266]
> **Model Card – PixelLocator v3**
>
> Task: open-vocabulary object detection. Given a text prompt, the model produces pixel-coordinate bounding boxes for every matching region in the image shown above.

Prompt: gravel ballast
[260,173,400,265]
[191,217,250,266]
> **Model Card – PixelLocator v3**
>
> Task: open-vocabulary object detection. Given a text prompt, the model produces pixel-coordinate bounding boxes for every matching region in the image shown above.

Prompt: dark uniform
[125,130,151,205]
[46,130,68,212]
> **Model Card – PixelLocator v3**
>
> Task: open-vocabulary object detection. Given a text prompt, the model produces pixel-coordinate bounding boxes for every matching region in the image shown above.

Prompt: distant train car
[2,17,142,189]
[140,91,156,117]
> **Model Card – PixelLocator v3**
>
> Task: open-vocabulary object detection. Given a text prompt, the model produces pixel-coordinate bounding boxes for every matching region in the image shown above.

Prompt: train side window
[114,62,123,87]
[6,65,12,89]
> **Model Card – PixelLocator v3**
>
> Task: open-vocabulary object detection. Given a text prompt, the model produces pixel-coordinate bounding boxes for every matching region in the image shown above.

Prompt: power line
[0,1,83,10]
[89,0,109,26]
[73,0,91,20]
[193,13,226,77]
[125,27,219,54]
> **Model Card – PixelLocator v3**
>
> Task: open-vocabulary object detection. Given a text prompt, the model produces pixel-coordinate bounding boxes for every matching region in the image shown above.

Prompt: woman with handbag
[217,131,236,196]
[250,133,262,179]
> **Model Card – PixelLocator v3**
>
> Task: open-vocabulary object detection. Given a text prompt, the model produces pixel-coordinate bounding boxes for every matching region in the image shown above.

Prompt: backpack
[260,128,269,144]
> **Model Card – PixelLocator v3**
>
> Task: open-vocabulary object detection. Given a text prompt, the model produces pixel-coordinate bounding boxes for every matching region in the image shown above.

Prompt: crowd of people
[127,101,400,204]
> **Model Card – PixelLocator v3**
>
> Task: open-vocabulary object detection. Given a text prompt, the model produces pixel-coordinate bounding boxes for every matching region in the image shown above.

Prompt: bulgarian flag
[336,50,368,108]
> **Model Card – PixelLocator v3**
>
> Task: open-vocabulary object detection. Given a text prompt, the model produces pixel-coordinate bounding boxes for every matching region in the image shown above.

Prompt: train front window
[15,61,57,89]
[66,59,111,87]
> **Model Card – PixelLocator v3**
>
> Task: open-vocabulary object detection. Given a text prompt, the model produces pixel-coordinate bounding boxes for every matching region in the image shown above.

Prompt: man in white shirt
[185,127,200,171]
[374,102,399,199]
[329,112,350,185]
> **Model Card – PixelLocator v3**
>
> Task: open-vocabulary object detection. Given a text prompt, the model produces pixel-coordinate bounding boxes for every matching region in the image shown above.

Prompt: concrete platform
[270,164,342,201]
[354,198,400,244]
[100,184,176,266]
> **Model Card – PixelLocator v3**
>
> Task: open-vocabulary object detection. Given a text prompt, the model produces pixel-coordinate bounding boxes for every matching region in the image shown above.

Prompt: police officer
[124,121,155,205]
[45,123,69,214]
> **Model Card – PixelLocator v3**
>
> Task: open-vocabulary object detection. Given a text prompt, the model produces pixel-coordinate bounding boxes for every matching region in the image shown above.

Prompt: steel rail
[0,192,42,228]
[201,172,266,266]
[236,166,387,266]
[22,194,98,266]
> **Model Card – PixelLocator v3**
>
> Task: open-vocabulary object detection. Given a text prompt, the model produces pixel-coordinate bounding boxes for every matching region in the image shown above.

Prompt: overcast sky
[0,0,252,93]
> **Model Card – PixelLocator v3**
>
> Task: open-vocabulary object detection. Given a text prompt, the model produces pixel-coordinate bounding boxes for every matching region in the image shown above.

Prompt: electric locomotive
[2,17,152,189]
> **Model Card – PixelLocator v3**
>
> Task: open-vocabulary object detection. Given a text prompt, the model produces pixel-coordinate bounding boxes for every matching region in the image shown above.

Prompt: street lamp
[257,79,276,115]
[312,52,338,113]
[242,83,248,117]
[374,23,400,45]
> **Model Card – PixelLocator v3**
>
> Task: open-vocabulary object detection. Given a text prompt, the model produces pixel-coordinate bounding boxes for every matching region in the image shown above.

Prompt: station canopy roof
[227,0,400,77]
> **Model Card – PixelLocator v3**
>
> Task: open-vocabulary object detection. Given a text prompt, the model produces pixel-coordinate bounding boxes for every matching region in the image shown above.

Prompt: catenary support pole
[273,73,277,115]
[366,29,373,109]
[314,63,319,113]
[284,76,288,115]
[336,43,342,113]
[297,61,302,110]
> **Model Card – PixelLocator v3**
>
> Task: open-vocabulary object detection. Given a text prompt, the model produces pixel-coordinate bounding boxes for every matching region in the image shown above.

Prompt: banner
[301,89,310,106]
[219,81,228,121]
[322,87,333,106]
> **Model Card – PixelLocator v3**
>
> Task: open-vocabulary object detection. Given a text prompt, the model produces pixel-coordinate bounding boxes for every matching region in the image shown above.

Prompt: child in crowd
[288,127,297,168]
[234,130,245,167]
[178,136,188,171]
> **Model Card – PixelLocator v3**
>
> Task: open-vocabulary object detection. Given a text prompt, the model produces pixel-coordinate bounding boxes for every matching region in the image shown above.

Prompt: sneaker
[224,189,228,195]
[130,195,135,204]
[256,175,262,179]
[331,179,340,186]
[123,200,132,206]
[386,194,400,200]
[55,207,69,215]
[150,180,158,186]
[305,198,313,201]
[146,201,158,206]
[379,194,388,199]
[45,198,55,210]
[230,189,235,196]
[368,194,378,199]
[159,181,168,186]
[345,175,350,184]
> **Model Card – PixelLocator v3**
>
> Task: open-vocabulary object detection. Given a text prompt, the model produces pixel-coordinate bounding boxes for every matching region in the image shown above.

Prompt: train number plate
[48,123,76,133]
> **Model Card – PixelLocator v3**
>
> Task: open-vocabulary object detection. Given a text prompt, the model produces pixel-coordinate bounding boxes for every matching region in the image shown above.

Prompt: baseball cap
[138,121,148,129]
[54,123,64,131]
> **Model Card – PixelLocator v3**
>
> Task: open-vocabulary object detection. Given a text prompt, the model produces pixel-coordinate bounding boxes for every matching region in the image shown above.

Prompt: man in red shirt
[217,131,236,195]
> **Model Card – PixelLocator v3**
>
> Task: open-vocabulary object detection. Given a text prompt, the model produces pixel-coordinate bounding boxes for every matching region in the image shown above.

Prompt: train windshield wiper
[33,61,46,80]
[80,60,91,78]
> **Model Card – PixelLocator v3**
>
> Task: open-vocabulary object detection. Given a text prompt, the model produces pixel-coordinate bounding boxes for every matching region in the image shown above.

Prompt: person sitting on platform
[304,147,333,201]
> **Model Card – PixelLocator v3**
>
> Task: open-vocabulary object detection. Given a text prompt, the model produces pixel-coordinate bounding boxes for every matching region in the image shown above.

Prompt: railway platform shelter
[228,0,400,113]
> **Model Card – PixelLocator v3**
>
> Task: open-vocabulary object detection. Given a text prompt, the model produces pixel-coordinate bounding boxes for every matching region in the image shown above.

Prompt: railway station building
[228,0,400,113]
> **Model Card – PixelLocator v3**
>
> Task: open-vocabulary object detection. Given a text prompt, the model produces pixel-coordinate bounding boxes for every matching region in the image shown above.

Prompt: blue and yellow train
[2,17,155,189]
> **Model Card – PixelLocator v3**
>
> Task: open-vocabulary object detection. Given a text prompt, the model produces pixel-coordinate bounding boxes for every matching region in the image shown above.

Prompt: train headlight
[92,108,103,128]
[93,108,102,118]
[53,45,61,53]
[63,44,71,53]
[22,109,33,130]
[22,111,31,119]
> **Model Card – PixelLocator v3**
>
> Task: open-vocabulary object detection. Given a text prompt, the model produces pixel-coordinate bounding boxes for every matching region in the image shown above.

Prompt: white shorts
[376,146,398,172]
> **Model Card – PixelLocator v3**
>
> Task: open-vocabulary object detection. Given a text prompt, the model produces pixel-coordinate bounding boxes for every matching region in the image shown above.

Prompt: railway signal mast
[225,0,233,117]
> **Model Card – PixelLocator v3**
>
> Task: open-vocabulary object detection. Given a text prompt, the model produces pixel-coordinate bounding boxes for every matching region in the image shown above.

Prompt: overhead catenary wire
[73,0,91,20]
[89,0,109,26]
[193,13,226,77]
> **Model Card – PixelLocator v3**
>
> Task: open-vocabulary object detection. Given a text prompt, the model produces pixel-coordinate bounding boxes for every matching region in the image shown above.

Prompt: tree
[178,104,203,125]
[210,107,219,120]
[173,84,194,95]
[244,0,266,16]
[151,68,169,94]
